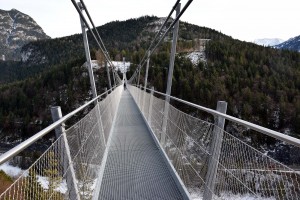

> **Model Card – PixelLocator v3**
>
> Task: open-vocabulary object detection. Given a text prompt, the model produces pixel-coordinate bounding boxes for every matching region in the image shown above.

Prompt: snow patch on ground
[82,60,100,69]
[0,162,67,194]
[78,179,97,198]
[0,162,23,178]
[185,136,194,149]
[190,192,275,200]
[148,17,169,33]
[216,193,275,200]
[36,176,68,193]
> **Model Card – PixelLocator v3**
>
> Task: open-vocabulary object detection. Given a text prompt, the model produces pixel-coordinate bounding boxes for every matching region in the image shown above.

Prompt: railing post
[140,84,143,109]
[142,51,151,113]
[105,61,112,90]
[96,103,107,144]
[104,87,108,97]
[105,86,114,123]
[148,86,154,123]
[122,57,126,82]
[51,106,81,200]
[112,70,116,87]
[137,85,140,106]
[51,107,64,139]
[161,3,181,145]
[78,2,97,105]
[137,85,140,107]
[203,101,227,200]
[137,65,141,86]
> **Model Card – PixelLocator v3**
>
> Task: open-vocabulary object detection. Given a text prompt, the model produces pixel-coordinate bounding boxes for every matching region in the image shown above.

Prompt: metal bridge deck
[98,90,184,200]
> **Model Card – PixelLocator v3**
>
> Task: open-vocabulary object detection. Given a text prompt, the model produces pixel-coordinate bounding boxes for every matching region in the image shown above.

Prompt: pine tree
[43,151,64,199]
[24,168,45,199]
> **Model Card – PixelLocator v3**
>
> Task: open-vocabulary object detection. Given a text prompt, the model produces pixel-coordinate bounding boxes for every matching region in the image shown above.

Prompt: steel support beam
[78,2,97,105]
[137,65,141,86]
[112,70,116,87]
[148,86,154,123]
[161,3,181,145]
[203,101,227,200]
[105,61,112,89]
[51,106,81,200]
[142,51,151,113]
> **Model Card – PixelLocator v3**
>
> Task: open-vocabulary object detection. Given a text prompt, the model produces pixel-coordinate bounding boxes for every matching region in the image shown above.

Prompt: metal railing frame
[128,84,300,200]
[132,85,300,148]
[0,85,119,165]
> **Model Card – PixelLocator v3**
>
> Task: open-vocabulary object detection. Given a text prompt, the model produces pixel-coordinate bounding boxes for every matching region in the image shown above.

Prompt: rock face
[0,9,50,60]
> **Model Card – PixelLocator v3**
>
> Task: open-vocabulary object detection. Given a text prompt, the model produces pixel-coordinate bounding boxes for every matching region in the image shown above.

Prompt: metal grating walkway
[98,90,184,200]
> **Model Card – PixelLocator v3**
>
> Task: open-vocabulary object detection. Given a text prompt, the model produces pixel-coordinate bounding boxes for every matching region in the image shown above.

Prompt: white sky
[1,0,300,42]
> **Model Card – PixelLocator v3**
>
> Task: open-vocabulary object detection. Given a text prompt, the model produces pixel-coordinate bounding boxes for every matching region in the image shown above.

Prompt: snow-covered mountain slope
[0,9,50,60]
[254,38,284,46]
[275,35,300,52]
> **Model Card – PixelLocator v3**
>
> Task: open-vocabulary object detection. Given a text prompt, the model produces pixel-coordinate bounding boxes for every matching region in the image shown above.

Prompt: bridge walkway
[98,90,184,199]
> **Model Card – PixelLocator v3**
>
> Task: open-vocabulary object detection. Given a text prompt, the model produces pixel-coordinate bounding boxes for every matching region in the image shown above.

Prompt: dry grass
[0,170,13,195]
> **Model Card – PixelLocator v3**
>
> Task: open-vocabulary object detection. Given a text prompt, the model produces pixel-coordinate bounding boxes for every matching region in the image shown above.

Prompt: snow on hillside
[0,162,23,178]
[0,162,67,194]
[185,51,206,66]
[149,18,166,32]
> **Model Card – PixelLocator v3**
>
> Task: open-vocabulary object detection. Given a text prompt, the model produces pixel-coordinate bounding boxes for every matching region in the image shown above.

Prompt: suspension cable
[150,0,193,56]
[129,0,181,83]
[128,0,193,82]
[80,0,110,58]
[128,1,180,84]
[79,0,117,71]
[71,0,116,71]
[137,0,181,68]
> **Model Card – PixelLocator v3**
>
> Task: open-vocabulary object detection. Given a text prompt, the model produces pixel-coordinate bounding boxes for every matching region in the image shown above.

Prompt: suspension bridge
[1,0,300,199]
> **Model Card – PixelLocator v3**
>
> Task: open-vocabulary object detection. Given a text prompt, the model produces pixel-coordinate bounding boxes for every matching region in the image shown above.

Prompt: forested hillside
[0,16,299,155]
[138,40,300,144]
[0,57,112,145]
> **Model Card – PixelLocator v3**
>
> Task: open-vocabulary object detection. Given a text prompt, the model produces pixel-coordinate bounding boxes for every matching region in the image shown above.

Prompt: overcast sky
[1,0,300,42]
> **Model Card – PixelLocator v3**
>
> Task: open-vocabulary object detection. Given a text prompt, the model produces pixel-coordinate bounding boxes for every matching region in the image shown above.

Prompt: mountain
[0,9,50,61]
[275,35,300,52]
[0,16,299,162]
[254,38,284,46]
[19,16,227,67]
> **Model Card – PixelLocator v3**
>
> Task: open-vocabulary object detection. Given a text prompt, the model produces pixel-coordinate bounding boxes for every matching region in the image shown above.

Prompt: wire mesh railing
[0,86,122,200]
[128,85,300,200]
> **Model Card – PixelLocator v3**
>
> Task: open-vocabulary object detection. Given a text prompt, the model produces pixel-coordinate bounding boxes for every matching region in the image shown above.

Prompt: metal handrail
[0,85,119,165]
[131,85,300,148]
